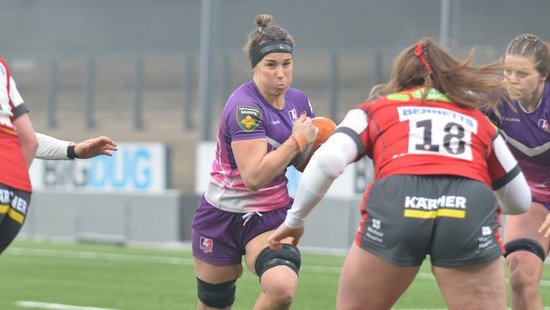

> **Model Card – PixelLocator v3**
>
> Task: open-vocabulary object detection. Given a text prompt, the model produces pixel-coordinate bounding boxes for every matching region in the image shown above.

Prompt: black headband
[251,40,293,68]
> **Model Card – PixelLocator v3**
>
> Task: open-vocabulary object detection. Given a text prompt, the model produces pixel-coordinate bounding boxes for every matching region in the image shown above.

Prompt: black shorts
[0,184,32,254]
[356,175,503,267]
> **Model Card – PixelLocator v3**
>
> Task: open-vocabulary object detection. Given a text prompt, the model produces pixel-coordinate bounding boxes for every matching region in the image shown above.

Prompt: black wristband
[67,145,80,159]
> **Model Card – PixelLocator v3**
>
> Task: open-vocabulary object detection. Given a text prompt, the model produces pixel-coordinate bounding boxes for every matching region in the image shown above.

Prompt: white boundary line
[16,300,118,310]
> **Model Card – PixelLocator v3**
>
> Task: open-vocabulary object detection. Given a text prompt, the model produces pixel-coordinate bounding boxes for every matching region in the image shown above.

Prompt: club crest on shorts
[200,236,214,254]
[236,106,261,132]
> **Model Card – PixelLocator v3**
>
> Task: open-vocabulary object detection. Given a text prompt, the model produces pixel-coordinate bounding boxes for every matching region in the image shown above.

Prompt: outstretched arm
[35,133,117,160]
[268,130,359,249]
[73,136,117,159]
[268,109,366,249]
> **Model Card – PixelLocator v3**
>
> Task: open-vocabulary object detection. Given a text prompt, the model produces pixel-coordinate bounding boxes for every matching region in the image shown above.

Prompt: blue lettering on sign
[89,147,152,190]
[134,148,152,189]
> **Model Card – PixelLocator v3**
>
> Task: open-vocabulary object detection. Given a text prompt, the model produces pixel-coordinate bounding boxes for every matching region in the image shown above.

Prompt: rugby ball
[293,116,337,172]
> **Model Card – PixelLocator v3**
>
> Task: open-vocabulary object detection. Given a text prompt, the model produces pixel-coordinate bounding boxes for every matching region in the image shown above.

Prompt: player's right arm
[284,109,365,228]
[233,112,315,191]
[268,110,363,249]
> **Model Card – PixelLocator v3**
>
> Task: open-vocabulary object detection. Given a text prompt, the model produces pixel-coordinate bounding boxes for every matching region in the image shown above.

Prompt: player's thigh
[432,258,506,309]
[194,258,243,284]
[337,243,419,309]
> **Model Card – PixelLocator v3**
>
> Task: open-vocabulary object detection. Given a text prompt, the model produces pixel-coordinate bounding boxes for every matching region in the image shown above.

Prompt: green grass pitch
[0,240,549,309]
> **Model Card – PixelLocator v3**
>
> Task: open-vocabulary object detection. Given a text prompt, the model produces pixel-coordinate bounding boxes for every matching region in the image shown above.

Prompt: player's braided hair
[506,33,550,79]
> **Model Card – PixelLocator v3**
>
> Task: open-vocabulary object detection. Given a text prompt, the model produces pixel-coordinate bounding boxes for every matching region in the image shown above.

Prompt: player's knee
[267,289,295,308]
[504,238,546,262]
[254,244,301,279]
[196,278,236,309]
[507,268,538,296]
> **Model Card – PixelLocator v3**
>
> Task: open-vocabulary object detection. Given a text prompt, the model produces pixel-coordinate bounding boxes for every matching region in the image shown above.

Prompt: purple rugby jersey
[494,81,550,207]
[203,80,314,213]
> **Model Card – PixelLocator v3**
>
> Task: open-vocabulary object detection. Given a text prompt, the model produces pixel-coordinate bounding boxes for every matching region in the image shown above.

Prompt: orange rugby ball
[293,116,337,172]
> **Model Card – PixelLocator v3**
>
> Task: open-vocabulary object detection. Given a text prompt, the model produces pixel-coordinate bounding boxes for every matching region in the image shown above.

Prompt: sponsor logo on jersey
[288,108,298,121]
[538,119,550,132]
[403,195,467,219]
[236,106,261,132]
[503,117,520,122]
[398,106,476,128]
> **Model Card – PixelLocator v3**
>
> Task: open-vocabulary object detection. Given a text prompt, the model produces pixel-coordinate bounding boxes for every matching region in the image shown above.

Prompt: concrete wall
[20,190,198,245]
[298,197,362,251]
[19,190,362,251]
